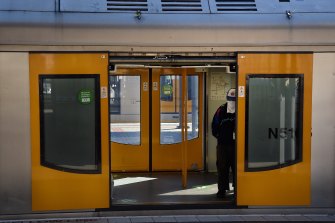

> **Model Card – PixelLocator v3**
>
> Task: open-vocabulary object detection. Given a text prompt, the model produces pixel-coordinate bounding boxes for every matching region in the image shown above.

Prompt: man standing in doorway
[211,88,236,198]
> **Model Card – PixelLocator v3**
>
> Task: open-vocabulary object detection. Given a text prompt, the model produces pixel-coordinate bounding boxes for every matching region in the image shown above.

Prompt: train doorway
[109,66,236,206]
[109,53,313,207]
[110,68,203,174]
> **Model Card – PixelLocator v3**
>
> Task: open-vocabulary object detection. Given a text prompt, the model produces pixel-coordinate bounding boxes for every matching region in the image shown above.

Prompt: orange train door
[236,53,312,205]
[152,68,203,173]
[30,53,110,211]
[110,69,150,171]
[110,68,203,178]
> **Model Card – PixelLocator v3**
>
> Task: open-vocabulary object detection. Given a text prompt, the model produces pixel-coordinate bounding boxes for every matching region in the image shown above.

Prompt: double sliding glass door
[110,68,203,179]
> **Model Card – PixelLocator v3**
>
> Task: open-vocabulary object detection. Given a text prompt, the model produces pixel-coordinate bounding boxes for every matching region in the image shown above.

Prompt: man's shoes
[216,190,226,199]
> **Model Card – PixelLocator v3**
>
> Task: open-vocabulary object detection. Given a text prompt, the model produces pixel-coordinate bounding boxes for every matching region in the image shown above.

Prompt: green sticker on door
[78,89,94,104]
[163,84,173,96]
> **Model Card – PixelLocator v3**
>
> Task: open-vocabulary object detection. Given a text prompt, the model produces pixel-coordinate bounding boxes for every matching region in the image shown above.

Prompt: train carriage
[0,0,334,214]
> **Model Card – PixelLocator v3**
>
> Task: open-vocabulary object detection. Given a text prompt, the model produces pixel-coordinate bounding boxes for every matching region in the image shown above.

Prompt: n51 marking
[268,128,296,139]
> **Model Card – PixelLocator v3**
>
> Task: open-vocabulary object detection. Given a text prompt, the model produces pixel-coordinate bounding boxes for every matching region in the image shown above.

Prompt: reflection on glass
[187,75,199,140]
[247,76,302,169]
[160,75,182,144]
[40,76,99,172]
[110,76,141,145]
[109,76,121,114]
[160,76,173,102]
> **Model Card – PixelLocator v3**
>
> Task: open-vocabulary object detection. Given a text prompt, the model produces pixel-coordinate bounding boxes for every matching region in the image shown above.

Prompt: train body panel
[312,53,335,207]
[0,53,31,214]
[1,11,335,48]
[1,0,335,49]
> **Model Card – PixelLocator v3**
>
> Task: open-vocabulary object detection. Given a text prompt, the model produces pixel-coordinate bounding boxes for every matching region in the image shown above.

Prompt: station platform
[1,209,335,223]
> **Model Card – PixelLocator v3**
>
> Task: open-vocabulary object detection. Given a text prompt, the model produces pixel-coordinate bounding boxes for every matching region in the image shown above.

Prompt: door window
[187,75,199,140]
[40,75,100,173]
[246,75,303,171]
[109,75,121,114]
[110,76,141,145]
[160,75,182,144]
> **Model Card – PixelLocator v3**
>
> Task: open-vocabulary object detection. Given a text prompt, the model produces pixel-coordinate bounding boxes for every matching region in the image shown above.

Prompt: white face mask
[227,101,235,113]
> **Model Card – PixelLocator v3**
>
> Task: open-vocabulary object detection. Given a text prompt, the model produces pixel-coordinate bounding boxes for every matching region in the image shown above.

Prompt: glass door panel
[110,68,203,176]
[152,70,182,171]
[187,75,199,140]
[160,75,182,144]
[185,73,203,172]
[110,76,141,145]
[40,76,100,173]
[152,68,203,173]
[247,76,303,170]
[110,69,149,172]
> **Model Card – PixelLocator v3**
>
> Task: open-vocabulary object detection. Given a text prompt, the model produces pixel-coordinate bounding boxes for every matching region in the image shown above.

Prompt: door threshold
[101,202,237,212]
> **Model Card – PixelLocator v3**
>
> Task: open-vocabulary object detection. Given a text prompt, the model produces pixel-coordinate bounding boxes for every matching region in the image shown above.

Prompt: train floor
[111,171,235,206]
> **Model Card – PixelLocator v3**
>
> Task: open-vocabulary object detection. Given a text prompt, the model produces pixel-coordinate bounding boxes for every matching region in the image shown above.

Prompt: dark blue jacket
[211,103,236,145]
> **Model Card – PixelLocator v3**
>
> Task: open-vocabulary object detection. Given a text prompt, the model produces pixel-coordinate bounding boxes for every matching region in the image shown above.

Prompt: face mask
[226,88,236,113]
[227,101,235,113]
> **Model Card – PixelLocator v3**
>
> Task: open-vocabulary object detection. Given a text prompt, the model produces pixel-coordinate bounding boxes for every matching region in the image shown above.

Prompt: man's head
[226,88,236,113]
[227,88,236,101]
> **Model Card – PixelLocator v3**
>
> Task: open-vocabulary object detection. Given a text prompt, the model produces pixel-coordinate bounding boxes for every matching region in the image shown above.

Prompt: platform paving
[1,214,335,223]
[1,208,335,223]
